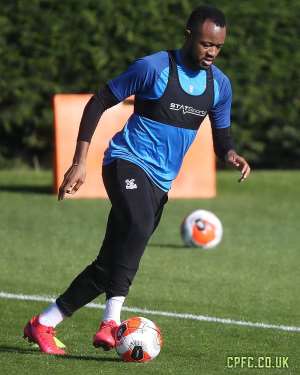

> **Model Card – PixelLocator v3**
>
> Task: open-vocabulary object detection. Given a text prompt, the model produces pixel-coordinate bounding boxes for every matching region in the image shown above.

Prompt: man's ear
[184,29,192,41]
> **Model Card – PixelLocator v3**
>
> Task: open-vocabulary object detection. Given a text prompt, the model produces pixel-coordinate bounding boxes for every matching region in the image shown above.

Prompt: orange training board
[53,94,216,198]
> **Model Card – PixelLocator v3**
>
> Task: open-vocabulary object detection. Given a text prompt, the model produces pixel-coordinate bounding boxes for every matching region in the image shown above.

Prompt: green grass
[0,169,299,374]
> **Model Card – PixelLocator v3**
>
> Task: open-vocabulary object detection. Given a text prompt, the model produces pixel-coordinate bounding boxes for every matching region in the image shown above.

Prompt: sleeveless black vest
[134,50,214,130]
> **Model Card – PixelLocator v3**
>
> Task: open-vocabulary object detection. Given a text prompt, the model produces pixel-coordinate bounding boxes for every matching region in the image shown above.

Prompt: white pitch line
[1,291,299,334]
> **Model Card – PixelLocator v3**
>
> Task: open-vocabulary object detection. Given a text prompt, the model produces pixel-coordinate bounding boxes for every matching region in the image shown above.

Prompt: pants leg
[101,159,168,298]
[56,159,167,316]
[56,209,118,316]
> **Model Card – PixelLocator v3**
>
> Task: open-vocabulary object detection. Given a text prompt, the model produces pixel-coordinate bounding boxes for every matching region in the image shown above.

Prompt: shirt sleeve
[210,126,235,161]
[209,75,232,129]
[77,85,119,143]
[108,57,157,101]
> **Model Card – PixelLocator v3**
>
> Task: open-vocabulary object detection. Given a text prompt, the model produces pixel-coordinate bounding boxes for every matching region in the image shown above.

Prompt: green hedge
[1,0,300,168]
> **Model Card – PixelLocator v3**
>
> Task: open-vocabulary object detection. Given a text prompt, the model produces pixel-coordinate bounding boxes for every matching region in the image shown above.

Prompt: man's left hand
[225,150,251,182]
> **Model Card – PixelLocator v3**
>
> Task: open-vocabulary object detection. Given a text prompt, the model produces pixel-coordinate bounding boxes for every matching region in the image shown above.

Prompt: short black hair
[186,5,226,32]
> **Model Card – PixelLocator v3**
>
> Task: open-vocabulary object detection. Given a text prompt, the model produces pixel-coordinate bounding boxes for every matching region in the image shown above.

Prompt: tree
[1,0,299,168]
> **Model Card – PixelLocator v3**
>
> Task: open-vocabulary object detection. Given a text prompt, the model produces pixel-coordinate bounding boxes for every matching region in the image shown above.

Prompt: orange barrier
[53,94,216,198]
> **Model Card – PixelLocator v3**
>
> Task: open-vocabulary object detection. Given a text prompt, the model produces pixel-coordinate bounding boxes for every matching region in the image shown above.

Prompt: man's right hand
[58,163,86,201]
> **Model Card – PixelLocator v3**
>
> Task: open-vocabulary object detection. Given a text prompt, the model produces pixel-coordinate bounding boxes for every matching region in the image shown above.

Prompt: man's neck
[179,46,207,71]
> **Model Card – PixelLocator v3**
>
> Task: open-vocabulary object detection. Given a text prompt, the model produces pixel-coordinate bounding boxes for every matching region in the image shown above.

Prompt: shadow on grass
[148,243,186,249]
[0,345,120,362]
[0,185,53,195]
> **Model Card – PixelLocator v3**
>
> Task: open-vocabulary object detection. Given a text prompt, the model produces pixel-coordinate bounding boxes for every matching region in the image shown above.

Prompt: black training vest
[134,50,214,130]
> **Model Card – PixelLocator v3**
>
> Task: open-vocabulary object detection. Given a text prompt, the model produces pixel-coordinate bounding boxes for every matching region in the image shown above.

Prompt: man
[24,5,250,355]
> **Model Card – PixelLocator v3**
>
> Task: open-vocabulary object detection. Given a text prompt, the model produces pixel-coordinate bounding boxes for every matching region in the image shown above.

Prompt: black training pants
[56,159,168,316]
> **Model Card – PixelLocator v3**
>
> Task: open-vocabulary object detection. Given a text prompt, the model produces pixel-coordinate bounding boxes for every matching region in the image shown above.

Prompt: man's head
[183,5,226,69]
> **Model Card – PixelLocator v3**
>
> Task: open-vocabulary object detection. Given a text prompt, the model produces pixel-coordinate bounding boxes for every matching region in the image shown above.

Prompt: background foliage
[1,0,300,168]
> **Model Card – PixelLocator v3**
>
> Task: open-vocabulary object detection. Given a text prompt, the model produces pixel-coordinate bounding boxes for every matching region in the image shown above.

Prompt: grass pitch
[0,169,299,374]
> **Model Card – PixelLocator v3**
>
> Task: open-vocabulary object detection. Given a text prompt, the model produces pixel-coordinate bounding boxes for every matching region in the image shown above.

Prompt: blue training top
[104,49,232,191]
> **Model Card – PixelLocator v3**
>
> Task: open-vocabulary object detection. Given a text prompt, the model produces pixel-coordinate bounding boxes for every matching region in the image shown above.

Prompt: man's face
[186,19,226,69]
